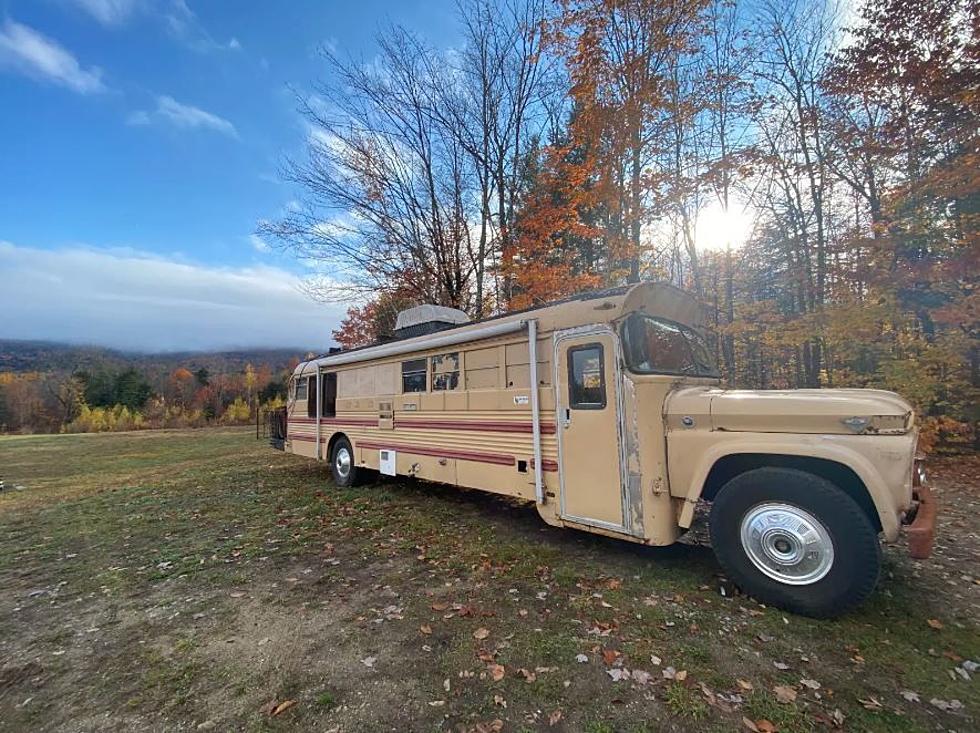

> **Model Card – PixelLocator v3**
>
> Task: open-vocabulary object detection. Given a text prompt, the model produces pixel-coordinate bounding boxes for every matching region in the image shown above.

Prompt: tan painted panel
[468,391,497,410]
[420,392,445,411]
[445,391,467,411]
[505,364,529,388]
[466,367,497,390]
[466,346,499,370]
[377,363,398,395]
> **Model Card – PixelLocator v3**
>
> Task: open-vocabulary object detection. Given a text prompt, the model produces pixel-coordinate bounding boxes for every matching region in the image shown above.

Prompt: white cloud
[68,0,143,26]
[249,234,269,252]
[0,242,347,352]
[128,95,238,137]
[164,0,239,52]
[0,19,106,94]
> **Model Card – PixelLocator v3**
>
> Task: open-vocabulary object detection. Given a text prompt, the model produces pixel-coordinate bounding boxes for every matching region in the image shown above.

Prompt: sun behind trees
[263,0,978,451]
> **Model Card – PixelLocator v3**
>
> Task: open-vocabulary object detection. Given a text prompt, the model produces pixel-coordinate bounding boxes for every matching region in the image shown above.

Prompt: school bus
[271,282,935,617]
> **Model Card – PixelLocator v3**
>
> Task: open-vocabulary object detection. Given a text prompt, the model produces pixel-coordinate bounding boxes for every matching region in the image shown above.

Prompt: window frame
[430,352,461,392]
[566,342,607,410]
[306,375,317,418]
[401,358,428,393]
[320,372,338,417]
[294,376,308,402]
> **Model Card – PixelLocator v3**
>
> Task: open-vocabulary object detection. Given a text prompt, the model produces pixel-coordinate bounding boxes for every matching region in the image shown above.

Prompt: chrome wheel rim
[335,446,352,480]
[739,503,834,585]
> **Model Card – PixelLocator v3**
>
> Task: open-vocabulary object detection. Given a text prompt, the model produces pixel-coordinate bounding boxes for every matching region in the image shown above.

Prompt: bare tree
[261,28,478,309]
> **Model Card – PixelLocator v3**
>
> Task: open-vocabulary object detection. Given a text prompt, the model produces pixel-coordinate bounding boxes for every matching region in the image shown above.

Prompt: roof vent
[393,304,469,340]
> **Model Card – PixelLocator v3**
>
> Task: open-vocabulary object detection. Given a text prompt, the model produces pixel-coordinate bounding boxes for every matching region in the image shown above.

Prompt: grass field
[0,428,977,732]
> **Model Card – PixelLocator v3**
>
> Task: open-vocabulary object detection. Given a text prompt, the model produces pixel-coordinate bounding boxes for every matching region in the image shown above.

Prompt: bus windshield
[621,313,720,378]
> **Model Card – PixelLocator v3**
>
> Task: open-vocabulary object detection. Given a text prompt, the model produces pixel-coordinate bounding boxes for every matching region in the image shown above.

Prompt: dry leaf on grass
[548,710,562,726]
[420,624,432,635]
[737,678,754,691]
[271,700,296,716]
[602,649,621,666]
[927,618,944,630]
[773,685,797,703]
[488,663,505,681]
[517,668,537,683]
[473,627,490,640]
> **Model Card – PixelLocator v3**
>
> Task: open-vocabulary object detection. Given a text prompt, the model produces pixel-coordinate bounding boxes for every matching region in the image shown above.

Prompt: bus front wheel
[708,467,881,618]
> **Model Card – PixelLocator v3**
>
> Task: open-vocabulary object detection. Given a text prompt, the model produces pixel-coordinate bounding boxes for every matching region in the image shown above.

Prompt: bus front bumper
[904,460,937,559]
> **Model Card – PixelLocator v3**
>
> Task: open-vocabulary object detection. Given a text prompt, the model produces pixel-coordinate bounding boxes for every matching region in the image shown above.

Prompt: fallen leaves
[736,678,754,692]
[929,697,964,712]
[927,618,944,630]
[360,656,376,668]
[419,624,432,635]
[517,668,536,683]
[773,685,797,704]
[487,663,505,682]
[260,699,296,717]
[607,668,630,682]
[473,627,490,640]
[743,717,777,732]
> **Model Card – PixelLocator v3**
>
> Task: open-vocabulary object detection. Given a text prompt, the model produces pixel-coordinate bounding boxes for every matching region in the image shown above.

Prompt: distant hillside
[0,340,308,375]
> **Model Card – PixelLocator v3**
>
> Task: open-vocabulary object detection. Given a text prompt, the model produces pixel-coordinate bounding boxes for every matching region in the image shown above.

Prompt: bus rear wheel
[709,467,880,618]
[330,436,360,488]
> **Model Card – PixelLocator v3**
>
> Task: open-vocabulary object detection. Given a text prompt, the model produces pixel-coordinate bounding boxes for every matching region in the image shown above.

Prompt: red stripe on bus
[289,416,557,434]
[395,419,557,435]
[287,435,557,471]
[357,441,515,467]
[289,417,376,426]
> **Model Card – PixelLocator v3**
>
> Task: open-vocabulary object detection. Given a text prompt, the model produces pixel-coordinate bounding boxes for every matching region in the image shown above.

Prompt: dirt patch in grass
[0,429,977,732]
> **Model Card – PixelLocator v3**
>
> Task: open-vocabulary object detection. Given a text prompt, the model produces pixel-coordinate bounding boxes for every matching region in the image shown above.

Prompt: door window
[567,344,606,409]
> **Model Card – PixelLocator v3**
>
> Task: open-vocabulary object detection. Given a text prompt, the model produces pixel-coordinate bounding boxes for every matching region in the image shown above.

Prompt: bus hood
[666,387,914,435]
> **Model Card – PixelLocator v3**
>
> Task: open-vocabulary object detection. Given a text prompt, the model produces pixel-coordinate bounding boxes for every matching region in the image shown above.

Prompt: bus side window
[567,344,605,409]
[431,352,460,391]
[294,377,308,402]
[306,376,317,418]
[402,359,427,392]
[321,373,337,417]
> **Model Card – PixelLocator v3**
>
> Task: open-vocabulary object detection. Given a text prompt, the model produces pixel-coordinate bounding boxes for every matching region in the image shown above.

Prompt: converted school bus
[273,282,936,618]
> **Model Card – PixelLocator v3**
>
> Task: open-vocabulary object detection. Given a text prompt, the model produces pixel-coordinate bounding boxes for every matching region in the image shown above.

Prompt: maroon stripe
[357,441,515,467]
[289,417,376,426]
[539,459,560,472]
[288,434,321,443]
[290,416,557,435]
[395,419,557,435]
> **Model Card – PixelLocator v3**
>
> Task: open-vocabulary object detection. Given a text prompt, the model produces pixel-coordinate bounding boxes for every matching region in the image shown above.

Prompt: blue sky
[0,0,458,351]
